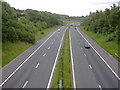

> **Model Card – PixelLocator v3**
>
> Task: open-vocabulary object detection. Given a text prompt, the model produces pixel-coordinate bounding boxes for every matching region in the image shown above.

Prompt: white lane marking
[69,29,76,88]
[0,29,58,87]
[47,27,68,88]
[35,63,39,68]
[84,53,86,56]
[89,65,92,69]
[22,81,28,88]
[48,47,50,49]
[81,47,83,49]
[43,53,46,56]
[98,85,102,90]
[76,28,120,80]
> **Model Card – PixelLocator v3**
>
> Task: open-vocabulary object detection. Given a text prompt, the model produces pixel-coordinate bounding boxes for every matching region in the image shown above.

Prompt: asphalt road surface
[1,26,67,88]
[70,26,119,89]
[0,25,119,89]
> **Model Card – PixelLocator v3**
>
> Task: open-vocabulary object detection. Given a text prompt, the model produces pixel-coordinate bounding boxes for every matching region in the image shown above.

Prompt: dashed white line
[84,53,86,56]
[48,47,50,49]
[47,27,68,88]
[76,28,120,80]
[22,81,28,88]
[98,85,102,90]
[89,65,92,69]
[35,63,39,68]
[81,47,83,49]
[43,53,46,56]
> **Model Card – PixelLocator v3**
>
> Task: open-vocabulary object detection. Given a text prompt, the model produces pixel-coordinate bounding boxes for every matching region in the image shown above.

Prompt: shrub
[41,31,44,35]
[17,31,35,44]
[2,27,18,43]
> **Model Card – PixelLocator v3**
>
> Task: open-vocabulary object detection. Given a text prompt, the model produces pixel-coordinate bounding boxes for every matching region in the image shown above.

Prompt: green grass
[63,21,78,25]
[62,27,72,88]
[2,41,32,66]
[51,51,61,88]
[35,26,60,42]
[0,43,2,67]
[2,26,61,67]
[80,26,120,62]
[52,27,72,88]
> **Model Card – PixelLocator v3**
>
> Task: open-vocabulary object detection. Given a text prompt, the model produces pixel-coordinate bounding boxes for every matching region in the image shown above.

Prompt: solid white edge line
[69,28,76,88]
[35,63,39,68]
[47,27,68,88]
[22,81,28,88]
[76,28,120,80]
[98,85,102,90]
[0,29,58,87]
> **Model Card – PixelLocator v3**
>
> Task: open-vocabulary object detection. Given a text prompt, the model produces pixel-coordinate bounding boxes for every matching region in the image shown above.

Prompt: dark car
[75,27,77,29]
[84,44,90,49]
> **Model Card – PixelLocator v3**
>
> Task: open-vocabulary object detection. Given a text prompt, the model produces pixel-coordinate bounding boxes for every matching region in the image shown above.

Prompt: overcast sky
[4,0,119,16]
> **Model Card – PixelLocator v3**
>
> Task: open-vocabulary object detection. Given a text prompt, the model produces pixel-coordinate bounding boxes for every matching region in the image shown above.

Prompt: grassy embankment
[63,21,78,25]
[80,26,120,62]
[52,27,72,88]
[2,26,60,67]
[0,44,1,67]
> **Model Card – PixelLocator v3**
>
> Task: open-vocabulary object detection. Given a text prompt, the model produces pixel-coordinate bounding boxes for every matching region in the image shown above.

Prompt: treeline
[2,1,63,44]
[81,4,120,42]
[59,14,84,22]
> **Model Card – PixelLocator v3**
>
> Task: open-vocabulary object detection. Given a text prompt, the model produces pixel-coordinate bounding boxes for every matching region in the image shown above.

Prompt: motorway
[0,25,119,89]
[1,26,67,88]
[70,26,119,88]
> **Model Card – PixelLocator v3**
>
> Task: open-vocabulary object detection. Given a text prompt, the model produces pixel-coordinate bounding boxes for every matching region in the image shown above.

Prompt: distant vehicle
[58,29,60,32]
[84,43,90,49]
[75,27,77,29]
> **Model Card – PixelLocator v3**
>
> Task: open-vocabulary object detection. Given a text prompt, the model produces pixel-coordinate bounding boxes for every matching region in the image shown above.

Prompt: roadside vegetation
[63,21,77,25]
[52,27,72,88]
[2,26,60,67]
[35,26,60,42]
[81,4,120,61]
[2,1,63,67]
[2,41,32,66]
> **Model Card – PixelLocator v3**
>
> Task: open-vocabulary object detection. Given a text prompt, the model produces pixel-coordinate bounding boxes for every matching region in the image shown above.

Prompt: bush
[106,34,114,42]
[41,31,44,35]
[17,31,35,44]
[2,27,18,43]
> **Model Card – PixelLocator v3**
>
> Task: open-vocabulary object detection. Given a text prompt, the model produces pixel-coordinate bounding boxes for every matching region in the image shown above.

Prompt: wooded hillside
[81,4,120,42]
[2,1,63,44]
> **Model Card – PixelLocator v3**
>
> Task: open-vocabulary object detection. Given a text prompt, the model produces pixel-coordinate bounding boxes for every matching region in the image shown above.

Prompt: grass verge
[2,42,32,67]
[35,26,60,42]
[2,26,61,67]
[80,26,120,61]
[51,27,72,88]
[0,43,2,67]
